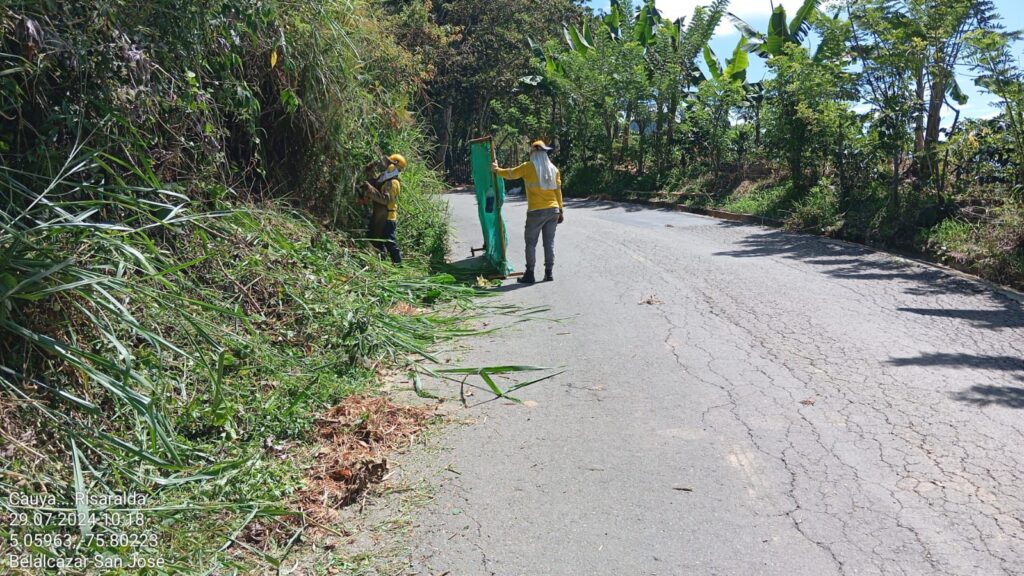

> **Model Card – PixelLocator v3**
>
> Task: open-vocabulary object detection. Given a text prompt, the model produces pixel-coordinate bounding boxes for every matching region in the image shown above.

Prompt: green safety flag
[470,139,513,275]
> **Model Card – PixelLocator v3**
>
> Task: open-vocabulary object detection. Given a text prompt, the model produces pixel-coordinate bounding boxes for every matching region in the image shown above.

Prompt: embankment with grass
[2,1,468,572]
[565,170,1024,290]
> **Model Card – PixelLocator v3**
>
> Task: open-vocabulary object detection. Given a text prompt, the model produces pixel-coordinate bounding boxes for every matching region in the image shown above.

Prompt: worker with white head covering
[491,140,564,284]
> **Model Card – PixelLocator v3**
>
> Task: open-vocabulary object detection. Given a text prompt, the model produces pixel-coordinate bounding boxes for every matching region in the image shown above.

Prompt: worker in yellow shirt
[491,140,564,284]
[361,153,406,264]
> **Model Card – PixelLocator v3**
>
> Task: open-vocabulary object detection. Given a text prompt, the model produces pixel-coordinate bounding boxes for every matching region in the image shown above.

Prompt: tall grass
[0,0,469,570]
[924,203,1024,284]
[1,155,472,569]
[1,145,219,466]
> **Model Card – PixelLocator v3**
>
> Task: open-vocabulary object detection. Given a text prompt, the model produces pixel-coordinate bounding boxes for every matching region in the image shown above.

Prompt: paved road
[409,191,1024,576]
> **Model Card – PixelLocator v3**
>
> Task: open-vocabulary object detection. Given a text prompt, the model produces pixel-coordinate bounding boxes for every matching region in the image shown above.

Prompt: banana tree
[633,0,662,48]
[702,36,765,118]
[563,19,595,55]
[663,0,730,170]
[743,81,766,148]
[704,35,765,147]
[597,0,662,49]
[602,0,625,41]
[727,0,824,192]
[527,36,565,79]
[558,0,662,56]
[728,0,822,58]
[522,36,566,130]
[557,0,665,163]
[697,36,755,170]
[703,36,751,84]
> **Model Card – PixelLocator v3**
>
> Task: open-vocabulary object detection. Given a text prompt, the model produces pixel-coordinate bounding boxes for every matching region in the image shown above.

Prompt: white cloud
[593,0,813,21]
[654,0,810,37]
[655,0,808,21]
[591,1,820,40]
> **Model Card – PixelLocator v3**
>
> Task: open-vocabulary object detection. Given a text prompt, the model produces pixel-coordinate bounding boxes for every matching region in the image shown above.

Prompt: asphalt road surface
[409,190,1024,576]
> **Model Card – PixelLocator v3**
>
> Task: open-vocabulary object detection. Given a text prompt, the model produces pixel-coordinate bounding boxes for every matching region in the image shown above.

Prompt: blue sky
[585,0,1024,120]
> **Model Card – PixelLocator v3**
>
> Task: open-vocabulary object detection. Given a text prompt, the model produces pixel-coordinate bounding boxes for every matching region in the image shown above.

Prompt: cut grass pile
[298,396,436,526]
[0,186,477,572]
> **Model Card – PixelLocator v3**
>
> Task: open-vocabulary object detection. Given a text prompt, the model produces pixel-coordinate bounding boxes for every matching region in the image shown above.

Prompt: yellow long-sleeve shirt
[496,162,563,212]
[371,179,400,221]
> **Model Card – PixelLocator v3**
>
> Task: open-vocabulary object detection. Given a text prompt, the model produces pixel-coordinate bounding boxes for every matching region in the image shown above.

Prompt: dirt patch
[389,302,424,316]
[729,178,767,199]
[297,395,435,526]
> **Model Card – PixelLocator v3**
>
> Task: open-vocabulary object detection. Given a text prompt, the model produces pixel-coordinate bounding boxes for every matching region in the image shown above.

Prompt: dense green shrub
[1,0,459,570]
[925,202,1024,284]
[788,178,844,234]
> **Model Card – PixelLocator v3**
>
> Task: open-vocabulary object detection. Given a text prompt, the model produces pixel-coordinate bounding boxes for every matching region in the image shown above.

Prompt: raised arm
[492,162,529,180]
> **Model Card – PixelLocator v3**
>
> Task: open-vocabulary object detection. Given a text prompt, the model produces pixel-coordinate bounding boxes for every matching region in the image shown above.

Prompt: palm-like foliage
[729,0,823,57]
[704,36,751,83]
[564,20,595,54]
[672,0,731,85]
[535,0,666,86]
[564,0,663,50]
[603,0,626,41]
[633,0,663,48]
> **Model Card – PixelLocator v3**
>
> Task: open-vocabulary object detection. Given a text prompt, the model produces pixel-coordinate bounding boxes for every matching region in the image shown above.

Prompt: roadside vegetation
[4,0,1023,572]
[1,0,471,572]
[480,0,1024,288]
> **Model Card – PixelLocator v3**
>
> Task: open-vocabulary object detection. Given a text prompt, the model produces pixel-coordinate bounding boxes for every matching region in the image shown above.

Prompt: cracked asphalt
[408,190,1024,576]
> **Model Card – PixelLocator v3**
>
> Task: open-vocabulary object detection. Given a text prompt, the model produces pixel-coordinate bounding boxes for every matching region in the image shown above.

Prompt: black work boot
[517,267,536,284]
[543,265,553,282]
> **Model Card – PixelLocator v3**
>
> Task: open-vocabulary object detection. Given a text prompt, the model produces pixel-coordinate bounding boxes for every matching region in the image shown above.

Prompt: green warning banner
[470,138,513,276]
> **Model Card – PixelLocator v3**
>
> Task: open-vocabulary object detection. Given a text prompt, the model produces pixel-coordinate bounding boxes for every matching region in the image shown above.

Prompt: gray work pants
[524,208,559,269]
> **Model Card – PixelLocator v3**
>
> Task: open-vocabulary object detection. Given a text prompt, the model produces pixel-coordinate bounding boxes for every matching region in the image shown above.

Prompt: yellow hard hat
[531,140,553,151]
[388,154,407,171]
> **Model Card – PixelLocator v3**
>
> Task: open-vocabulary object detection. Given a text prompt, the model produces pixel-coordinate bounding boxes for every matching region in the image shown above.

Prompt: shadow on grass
[719,186,796,221]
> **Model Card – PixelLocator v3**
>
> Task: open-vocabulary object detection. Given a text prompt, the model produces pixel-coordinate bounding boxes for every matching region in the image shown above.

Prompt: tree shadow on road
[895,306,1024,330]
[713,228,1019,301]
[951,385,1024,409]
[567,198,659,212]
[887,352,1024,378]
[713,228,867,261]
